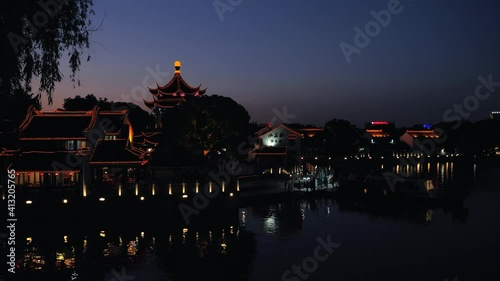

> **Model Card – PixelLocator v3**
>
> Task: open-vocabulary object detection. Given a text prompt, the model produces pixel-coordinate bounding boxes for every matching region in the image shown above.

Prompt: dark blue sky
[44,0,500,128]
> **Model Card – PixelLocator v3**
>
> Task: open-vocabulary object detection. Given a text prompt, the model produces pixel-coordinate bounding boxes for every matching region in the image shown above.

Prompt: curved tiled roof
[144,61,206,109]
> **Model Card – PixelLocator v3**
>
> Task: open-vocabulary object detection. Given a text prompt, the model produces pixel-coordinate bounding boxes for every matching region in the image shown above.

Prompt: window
[77,140,87,149]
[65,140,75,150]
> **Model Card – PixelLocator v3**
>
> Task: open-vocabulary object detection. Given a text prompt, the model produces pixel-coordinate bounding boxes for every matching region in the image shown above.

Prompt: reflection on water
[387,160,473,187]
[10,163,500,281]
[14,213,256,281]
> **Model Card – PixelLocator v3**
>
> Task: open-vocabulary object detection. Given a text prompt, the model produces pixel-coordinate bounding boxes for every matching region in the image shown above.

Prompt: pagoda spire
[174,60,181,74]
[143,60,206,129]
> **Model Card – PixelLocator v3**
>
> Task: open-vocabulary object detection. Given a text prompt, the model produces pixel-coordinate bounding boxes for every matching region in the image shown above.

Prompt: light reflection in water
[388,161,459,186]
[18,221,245,278]
[263,212,279,234]
[425,209,433,223]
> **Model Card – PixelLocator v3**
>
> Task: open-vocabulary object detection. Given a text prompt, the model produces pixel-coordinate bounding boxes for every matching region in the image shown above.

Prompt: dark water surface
[8,161,500,281]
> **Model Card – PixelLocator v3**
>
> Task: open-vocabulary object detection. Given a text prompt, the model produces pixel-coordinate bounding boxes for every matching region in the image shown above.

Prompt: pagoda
[144,61,207,128]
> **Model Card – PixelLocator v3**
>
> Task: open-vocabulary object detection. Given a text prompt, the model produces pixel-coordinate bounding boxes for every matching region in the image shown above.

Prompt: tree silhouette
[155,95,251,166]
[1,0,97,104]
[323,118,360,158]
[0,89,41,130]
[63,94,154,133]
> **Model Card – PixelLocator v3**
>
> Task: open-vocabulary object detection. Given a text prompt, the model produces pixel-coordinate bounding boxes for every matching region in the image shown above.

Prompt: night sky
[42,0,500,128]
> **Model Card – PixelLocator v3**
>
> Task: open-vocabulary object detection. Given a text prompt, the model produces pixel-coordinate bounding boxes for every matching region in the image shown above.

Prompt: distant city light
[26,200,33,205]
[371,121,388,125]
[182,194,188,198]
[99,197,105,202]
[63,199,68,204]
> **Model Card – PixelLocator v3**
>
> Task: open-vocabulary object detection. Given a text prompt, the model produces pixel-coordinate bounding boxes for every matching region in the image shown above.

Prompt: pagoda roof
[89,139,146,166]
[98,110,129,135]
[365,129,390,138]
[255,123,273,136]
[143,96,187,109]
[404,130,440,138]
[18,106,97,140]
[133,131,161,146]
[147,61,207,97]
[256,124,304,139]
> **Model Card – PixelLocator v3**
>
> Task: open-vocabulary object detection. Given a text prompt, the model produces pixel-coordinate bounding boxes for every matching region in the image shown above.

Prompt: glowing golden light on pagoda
[174,60,181,74]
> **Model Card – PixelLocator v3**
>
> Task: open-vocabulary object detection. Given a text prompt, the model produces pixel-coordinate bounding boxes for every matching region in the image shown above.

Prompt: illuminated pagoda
[144,61,207,128]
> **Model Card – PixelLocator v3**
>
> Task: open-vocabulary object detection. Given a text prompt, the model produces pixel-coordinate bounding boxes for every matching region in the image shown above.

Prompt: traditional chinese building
[400,129,441,149]
[144,61,207,128]
[249,123,303,174]
[4,105,148,198]
[358,121,403,158]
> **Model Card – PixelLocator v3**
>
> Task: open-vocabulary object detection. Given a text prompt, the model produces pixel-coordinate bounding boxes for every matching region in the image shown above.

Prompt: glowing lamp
[99,197,105,202]
[63,199,68,204]
[26,200,33,205]
[229,193,234,197]
[182,194,188,199]
[140,196,145,201]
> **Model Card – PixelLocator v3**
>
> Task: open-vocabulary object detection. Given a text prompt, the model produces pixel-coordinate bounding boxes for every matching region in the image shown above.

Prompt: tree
[0,89,41,130]
[63,94,154,133]
[1,0,96,105]
[156,95,251,165]
[63,94,99,111]
[323,118,360,158]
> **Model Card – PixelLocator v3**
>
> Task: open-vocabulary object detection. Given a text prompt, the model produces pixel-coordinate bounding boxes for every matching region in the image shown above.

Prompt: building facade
[249,123,303,174]
[3,106,148,198]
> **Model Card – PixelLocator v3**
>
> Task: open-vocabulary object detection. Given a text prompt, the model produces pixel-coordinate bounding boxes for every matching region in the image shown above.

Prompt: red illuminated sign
[371,121,388,125]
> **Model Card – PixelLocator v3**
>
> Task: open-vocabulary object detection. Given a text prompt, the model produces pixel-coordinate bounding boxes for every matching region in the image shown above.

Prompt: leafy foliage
[323,118,360,158]
[158,95,251,162]
[1,0,96,104]
[63,94,154,133]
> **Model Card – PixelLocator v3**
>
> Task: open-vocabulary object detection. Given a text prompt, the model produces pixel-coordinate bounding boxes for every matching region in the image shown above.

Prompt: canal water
[6,161,500,281]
